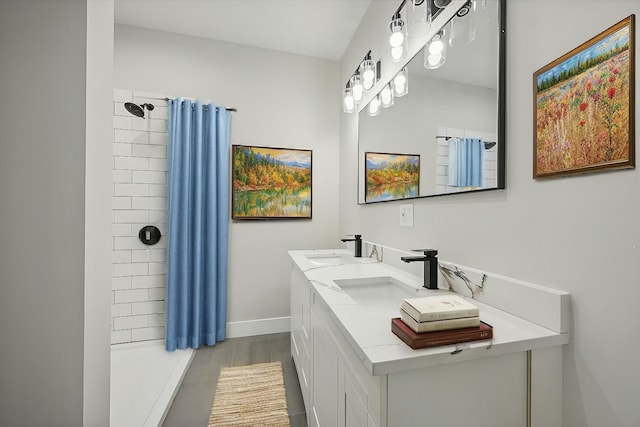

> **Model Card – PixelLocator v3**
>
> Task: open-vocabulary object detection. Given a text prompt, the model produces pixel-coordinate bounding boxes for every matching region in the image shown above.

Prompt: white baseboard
[226,316,291,338]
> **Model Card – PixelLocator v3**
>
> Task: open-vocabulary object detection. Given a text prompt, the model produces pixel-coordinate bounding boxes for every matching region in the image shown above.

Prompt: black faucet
[341,234,362,257]
[401,249,438,289]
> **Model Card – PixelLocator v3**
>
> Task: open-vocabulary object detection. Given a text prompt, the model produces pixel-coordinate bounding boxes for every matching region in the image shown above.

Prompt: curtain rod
[435,135,496,144]
[436,135,497,149]
[163,97,237,112]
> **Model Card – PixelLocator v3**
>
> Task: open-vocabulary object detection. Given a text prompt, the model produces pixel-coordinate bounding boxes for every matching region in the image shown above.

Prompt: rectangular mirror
[358,0,505,204]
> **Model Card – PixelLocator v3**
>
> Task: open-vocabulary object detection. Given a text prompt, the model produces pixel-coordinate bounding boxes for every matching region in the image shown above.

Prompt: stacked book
[391,294,493,349]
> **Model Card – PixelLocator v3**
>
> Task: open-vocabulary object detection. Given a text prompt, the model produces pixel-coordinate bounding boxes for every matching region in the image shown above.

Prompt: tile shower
[111,89,169,345]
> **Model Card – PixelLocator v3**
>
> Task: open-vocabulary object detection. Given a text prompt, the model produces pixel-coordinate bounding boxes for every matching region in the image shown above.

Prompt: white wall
[85,0,114,424]
[0,1,112,425]
[340,1,640,426]
[114,25,341,335]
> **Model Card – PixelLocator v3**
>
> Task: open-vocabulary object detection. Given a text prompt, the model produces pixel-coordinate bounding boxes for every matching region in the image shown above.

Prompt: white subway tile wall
[112,89,169,345]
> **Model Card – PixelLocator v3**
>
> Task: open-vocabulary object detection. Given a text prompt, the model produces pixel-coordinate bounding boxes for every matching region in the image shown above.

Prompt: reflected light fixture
[392,68,408,97]
[380,83,394,108]
[449,0,476,46]
[433,0,453,7]
[406,0,431,39]
[389,12,406,62]
[367,94,381,116]
[424,30,446,69]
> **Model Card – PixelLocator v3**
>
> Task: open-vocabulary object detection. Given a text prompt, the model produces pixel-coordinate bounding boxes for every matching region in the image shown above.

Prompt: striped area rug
[208,361,290,426]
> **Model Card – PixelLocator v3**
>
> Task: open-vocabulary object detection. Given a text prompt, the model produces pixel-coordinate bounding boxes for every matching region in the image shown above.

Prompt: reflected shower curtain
[447,137,484,188]
[166,99,230,351]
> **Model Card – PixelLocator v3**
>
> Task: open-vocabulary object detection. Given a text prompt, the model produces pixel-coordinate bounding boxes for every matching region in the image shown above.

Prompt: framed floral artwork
[533,15,635,178]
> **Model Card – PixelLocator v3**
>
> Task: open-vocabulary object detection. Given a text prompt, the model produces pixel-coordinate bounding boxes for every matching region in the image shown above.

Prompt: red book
[391,317,493,350]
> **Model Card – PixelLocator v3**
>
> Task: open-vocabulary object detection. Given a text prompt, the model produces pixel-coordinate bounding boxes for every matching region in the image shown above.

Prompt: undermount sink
[304,253,362,266]
[334,276,429,315]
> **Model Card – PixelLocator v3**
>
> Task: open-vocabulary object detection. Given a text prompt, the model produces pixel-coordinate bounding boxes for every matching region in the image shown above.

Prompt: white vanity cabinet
[308,280,528,427]
[291,260,383,427]
[311,291,383,427]
[288,250,568,427]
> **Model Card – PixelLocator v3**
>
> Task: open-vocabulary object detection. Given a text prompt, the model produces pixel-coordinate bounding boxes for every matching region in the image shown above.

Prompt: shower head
[124,102,154,119]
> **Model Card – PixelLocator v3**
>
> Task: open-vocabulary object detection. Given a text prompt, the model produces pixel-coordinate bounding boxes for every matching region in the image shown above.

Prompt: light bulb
[343,88,355,113]
[391,46,404,61]
[428,38,444,55]
[393,73,406,87]
[380,84,393,108]
[389,18,405,47]
[427,54,442,67]
[353,84,363,102]
[350,74,363,103]
[360,59,375,90]
[363,72,375,88]
[424,31,446,69]
[367,95,380,116]
[393,69,408,97]
[393,83,406,97]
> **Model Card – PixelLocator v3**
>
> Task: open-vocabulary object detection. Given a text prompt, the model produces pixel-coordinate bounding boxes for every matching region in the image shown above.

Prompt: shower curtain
[447,137,484,188]
[166,99,230,351]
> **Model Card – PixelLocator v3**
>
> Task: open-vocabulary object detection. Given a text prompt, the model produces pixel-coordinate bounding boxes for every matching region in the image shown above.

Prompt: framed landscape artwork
[232,145,312,219]
[365,152,420,202]
[533,15,635,178]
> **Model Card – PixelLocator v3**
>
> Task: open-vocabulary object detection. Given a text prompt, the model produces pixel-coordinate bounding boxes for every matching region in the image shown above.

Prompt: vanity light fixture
[360,52,377,91]
[350,72,364,105]
[367,94,381,116]
[424,29,447,69]
[342,50,382,114]
[343,84,355,113]
[389,11,406,62]
[392,67,409,97]
[380,83,394,108]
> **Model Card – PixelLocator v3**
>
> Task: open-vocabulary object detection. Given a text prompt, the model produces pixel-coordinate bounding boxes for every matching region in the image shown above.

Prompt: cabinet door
[290,265,305,350]
[388,351,527,427]
[290,265,313,414]
[311,308,339,427]
[344,369,368,427]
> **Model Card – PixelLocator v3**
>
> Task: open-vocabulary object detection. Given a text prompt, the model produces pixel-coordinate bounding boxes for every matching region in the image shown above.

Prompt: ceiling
[114,0,373,61]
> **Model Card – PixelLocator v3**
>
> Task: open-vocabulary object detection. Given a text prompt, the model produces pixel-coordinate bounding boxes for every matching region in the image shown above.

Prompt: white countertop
[289,249,570,376]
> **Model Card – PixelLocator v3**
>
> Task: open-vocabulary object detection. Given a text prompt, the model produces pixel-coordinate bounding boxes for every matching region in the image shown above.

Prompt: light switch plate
[399,204,413,227]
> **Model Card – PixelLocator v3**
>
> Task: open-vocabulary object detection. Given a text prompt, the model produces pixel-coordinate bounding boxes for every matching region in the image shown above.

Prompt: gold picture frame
[533,15,635,178]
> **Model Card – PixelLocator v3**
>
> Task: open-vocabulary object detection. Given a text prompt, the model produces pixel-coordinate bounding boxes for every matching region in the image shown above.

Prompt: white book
[401,294,479,322]
[400,308,480,333]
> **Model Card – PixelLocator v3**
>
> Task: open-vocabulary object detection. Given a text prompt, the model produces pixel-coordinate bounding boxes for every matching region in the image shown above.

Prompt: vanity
[289,247,569,427]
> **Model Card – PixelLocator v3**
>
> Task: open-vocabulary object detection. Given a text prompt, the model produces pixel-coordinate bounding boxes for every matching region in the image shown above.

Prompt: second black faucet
[341,234,362,257]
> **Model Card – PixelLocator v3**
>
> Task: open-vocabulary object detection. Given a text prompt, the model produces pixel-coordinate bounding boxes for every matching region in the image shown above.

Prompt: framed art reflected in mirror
[365,152,420,202]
